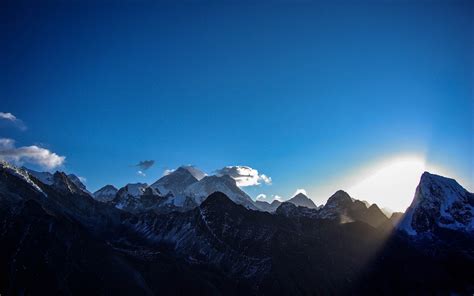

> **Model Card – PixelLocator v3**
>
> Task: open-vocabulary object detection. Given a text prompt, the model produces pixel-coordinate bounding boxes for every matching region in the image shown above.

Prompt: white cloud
[0,138,15,149]
[255,193,284,203]
[137,170,146,177]
[273,195,285,202]
[260,174,272,185]
[0,112,16,121]
[0,112,27,131]
[215,165,272,187]
[0,138,65,170]
[163,169,175,176]
[293,188,307,196]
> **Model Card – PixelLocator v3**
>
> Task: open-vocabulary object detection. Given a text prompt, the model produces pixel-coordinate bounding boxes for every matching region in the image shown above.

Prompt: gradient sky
[1,0,473,210]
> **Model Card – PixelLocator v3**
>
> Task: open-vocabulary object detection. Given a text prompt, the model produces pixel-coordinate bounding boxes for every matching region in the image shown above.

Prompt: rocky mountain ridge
[1,161,473,294]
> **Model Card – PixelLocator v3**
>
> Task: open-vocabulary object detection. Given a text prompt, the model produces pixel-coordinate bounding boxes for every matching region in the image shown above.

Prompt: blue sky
[1,0,473,209]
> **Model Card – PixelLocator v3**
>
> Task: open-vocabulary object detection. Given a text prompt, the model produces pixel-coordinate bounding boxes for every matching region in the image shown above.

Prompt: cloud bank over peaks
[215,165,272,187]
[0,138,65,170]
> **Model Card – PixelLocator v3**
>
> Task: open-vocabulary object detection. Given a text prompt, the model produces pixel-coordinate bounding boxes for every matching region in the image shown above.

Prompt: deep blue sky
[1,0,473,206]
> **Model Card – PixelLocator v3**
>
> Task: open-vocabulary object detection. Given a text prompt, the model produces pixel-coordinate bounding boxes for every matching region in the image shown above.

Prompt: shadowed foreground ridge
[0,162,473,295]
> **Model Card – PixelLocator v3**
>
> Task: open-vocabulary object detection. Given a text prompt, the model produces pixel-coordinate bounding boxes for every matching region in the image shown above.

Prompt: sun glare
[347,155,427,213]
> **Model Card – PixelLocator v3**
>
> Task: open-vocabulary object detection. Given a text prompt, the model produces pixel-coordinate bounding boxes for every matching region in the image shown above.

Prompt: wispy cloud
[0,112,27,131]
[255,193,284,203]
[260,174,272,185]
[0,113,16,121]
[0,138,65,170]
[215,165,272,187]
[133,160,154,177]
[134,160,155,170]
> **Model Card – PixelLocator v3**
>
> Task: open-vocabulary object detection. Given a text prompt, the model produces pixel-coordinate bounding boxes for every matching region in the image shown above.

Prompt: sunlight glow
[347,155,426,213]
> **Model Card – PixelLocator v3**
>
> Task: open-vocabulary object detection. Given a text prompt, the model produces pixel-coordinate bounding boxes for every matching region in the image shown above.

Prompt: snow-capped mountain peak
[184,174,257,209]
[120,183,148,197]
[23,167,54,185]
[67,174,89,193]
[150,166,202,196]
[93,185,118,202]
[1,161,47,196]
[24,167,89,195]
[111,183,149,211]
[287,193,318,209]
[398,172,474,235]
[51,172,89,195]
[179,165,207,180]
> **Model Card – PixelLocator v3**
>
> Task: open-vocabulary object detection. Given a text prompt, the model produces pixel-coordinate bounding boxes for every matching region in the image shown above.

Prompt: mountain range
[1,161,473,295]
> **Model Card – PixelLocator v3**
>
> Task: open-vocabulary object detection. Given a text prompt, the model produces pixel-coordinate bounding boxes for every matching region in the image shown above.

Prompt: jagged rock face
[138,187,167,210]
[123,192,273,281]
[1,162,474,295]
[275,202,319,218]
[24,168,90,195]
[51,172,88,196]
[318,190,388,227]
[108,183,192,214]
[318,190,353,220]
[360,204,388,227]
[0,166,237,295]
[255,200,282,212]
[111,183,154,213]
[389,212,404,226]
[287,193,318,209]
[399,172,474,235]
[67,174,88,193]
[270,200,282,210]
[0,162,123,235]
[143,186,160,196]
[22,167,54,185]
[126,192,474,295]
[274,191,387,227]
[275,202,299,217]
[98,167,257,213]
[0,162,47,201]
[93,185,118,202]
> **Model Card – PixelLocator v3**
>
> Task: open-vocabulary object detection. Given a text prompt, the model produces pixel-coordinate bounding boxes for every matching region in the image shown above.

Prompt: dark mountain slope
[319,190,388,227]
[1,162,473,295]
[287,192,318,209]
[0,165,246,295]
